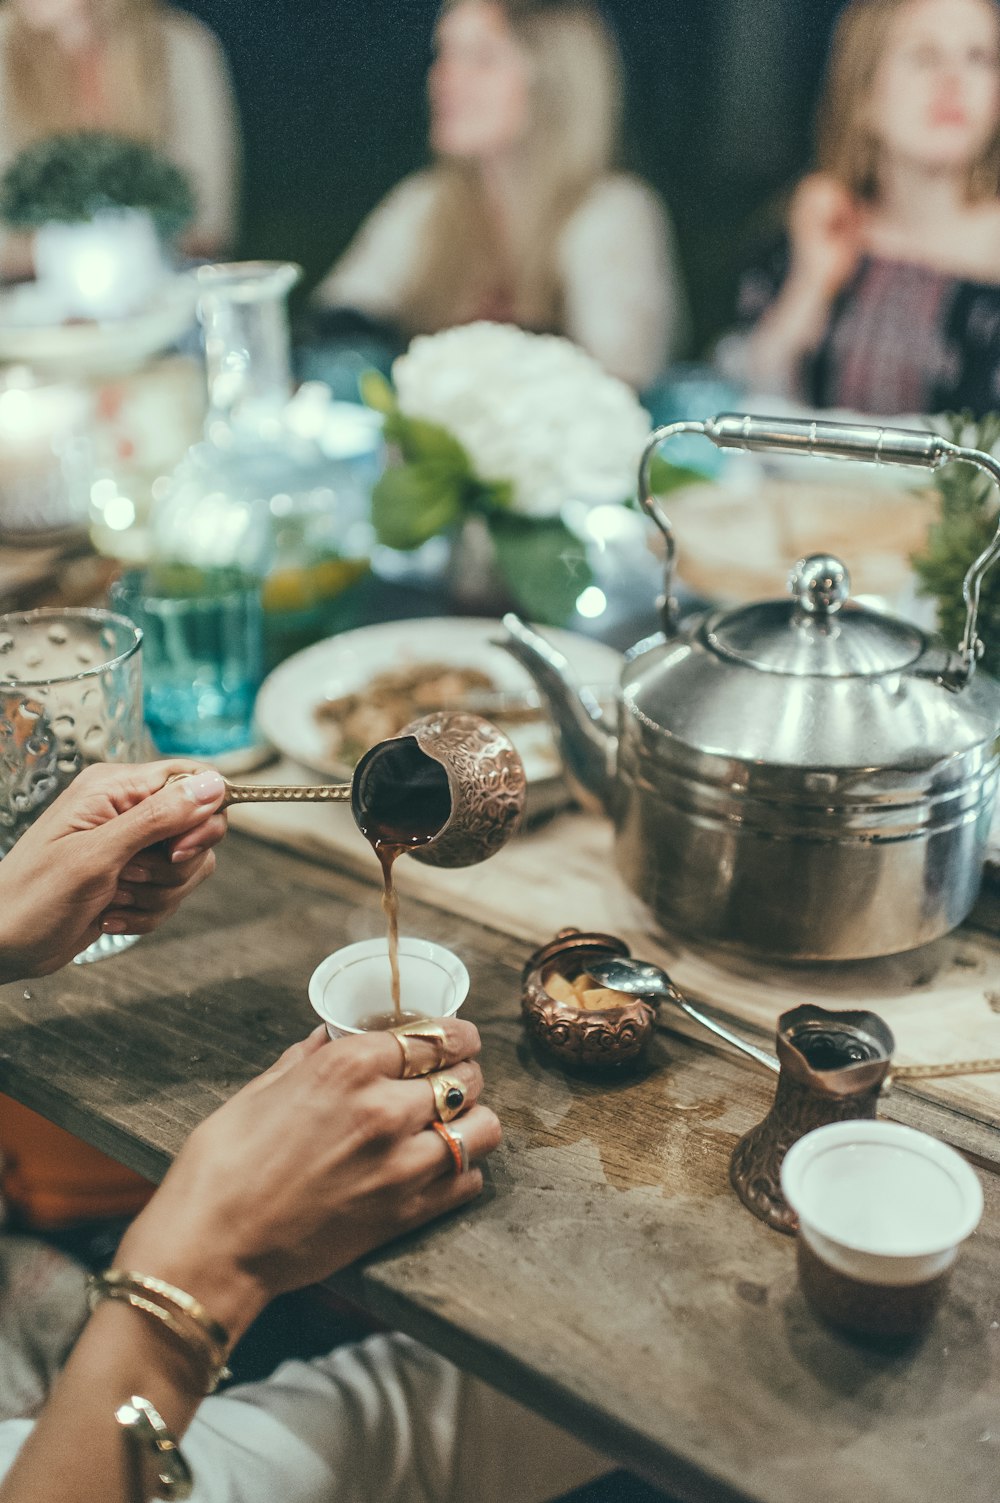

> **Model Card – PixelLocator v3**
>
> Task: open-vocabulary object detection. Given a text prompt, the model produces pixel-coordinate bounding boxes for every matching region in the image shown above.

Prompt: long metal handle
[166,773,351,806]
[638,413,1000,683]
[221,781,351,806]
[703,413,953,465]
[670,995,779,1075]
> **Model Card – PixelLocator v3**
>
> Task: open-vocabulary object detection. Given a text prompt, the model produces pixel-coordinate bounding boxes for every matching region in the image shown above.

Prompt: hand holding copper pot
[181,711,526,869]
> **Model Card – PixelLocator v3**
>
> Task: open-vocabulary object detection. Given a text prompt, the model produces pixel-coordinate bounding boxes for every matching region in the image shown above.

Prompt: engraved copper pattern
[729,1004,895,1233]
[200,712,525,871]
[520,928,656,1069]
[400,712,526,869]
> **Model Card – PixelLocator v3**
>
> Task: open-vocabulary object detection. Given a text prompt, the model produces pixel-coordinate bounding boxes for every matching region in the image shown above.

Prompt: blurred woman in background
[0,0,239,261]
[315,0,686,390]
[730,0,1000,416]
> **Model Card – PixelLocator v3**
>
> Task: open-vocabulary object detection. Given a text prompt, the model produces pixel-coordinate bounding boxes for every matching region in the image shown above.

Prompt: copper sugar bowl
[521,928,657,1069]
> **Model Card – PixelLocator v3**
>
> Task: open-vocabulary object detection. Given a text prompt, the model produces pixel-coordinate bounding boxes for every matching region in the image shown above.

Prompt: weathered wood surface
[229,770,1000,1140]
[0,833,998,1503]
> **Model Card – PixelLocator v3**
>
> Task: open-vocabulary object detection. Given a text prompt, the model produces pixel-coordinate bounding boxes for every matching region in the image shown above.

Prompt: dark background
[175,0,848,351]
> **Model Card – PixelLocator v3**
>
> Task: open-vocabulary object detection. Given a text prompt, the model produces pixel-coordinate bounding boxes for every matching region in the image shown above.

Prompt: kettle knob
[789,554,851,617]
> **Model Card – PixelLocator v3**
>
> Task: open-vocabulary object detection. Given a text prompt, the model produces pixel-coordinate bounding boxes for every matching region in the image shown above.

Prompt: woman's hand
[742,173,866,397]
[0,762,228,981]
[788,172,864,300]
[116,1021,502,1343]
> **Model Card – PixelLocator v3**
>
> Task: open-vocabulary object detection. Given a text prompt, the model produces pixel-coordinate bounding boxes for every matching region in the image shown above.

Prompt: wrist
[781,267,838,314]
[114,1225,271,1348]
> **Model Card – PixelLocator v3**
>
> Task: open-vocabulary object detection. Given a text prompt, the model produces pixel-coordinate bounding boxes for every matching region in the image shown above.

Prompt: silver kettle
[503,415,1000,961]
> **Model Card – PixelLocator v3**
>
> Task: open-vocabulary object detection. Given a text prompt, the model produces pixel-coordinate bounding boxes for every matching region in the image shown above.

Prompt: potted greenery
[0,131,195,320]
[912,412,1000,678]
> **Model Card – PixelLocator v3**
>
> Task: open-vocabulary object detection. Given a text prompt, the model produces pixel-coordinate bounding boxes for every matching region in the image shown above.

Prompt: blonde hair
[817,0,1000,201]
[4,0,168,149]
[404,0,622,335]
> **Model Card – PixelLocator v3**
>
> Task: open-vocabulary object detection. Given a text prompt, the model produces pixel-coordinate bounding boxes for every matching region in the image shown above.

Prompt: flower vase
[446,515,516,615]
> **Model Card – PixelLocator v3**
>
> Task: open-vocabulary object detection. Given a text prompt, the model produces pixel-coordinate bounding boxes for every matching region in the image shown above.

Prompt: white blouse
[0,7,240,255]
[315,171,687,390]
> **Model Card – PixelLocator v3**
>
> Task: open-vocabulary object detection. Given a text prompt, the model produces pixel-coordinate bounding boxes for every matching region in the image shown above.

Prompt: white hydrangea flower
[391,323,652,519]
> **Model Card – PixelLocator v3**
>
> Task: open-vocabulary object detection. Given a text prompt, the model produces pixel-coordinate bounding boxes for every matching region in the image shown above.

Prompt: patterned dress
[736,241,1000,417]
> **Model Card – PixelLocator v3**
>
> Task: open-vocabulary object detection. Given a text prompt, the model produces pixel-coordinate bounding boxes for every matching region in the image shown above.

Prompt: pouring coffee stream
[178,712,527,1022]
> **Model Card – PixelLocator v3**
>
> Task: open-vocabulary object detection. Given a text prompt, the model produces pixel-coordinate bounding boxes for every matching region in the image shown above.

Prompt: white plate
[255,617,622,798]
[0,275,197,378]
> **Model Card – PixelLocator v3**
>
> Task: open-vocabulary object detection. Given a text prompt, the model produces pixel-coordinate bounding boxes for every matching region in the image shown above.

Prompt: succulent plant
[0,131,195,239]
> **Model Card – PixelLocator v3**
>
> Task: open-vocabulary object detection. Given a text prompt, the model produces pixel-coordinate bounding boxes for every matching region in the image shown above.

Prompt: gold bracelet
[115,1394,193,1502]
[98,1271,231,1360]
[88,1272,232,1395]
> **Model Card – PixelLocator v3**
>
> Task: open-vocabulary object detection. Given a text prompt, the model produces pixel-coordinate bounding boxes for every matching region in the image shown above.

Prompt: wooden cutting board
[664,475,938,606]
[230,759,1000,1133]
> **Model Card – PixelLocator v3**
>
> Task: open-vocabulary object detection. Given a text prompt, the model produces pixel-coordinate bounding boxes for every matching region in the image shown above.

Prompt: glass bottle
[150,261,381,665]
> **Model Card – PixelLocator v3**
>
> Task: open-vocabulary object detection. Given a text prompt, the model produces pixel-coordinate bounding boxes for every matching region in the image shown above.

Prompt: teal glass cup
[111,567,264,758]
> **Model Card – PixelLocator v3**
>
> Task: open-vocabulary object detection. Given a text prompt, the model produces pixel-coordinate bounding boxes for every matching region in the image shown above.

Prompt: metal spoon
[586,957,779,1074]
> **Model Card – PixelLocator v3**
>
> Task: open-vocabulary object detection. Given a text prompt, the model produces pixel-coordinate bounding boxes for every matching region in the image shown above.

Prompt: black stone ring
[429,1072,467,1123]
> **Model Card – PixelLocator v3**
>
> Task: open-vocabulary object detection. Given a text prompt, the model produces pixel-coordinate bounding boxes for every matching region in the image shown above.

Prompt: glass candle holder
[0,607,143,962]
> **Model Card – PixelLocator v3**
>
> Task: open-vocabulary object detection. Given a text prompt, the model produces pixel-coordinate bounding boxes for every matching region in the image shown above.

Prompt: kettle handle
[639,413,1000,686]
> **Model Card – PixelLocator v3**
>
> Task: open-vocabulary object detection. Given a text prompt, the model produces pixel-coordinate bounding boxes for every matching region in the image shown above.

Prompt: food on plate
[314,661,533,766]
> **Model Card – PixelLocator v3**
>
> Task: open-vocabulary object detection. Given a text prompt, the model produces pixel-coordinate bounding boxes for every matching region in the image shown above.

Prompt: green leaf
[384,412,471,473]
[371,462,464,551]
[358,369,396,416]
[646,456,711,498]
[911,411,1000,677]
[489,514,593,626]
[467,478,515,515]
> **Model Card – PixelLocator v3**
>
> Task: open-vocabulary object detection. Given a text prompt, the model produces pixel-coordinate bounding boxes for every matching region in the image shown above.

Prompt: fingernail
[102,918,127,934]
[179,770,226,805]
[112,888,134,907]
[122,864,150,883]
[171,843,205,864]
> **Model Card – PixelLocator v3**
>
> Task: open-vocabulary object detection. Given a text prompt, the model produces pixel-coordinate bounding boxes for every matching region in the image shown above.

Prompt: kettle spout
[498,614,617,815]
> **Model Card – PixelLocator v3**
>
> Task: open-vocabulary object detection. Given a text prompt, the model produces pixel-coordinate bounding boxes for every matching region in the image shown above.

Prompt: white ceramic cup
[780,1120,984,1335]
[308,937,470,1039]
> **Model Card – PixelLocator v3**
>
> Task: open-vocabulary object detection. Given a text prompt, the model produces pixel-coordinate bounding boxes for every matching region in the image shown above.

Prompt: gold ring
[432,1121,469,1176]
[429,1071,467,1123]
[389,1020,449,1081]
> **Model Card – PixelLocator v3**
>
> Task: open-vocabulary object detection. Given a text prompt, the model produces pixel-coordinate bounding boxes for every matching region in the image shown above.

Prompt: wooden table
[0,831,998,1503]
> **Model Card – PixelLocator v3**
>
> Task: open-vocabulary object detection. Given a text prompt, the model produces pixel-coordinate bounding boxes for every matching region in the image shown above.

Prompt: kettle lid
[706,555,925,677]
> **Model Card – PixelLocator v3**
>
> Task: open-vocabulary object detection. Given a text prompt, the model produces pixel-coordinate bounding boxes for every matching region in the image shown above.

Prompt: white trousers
[0,1332,610,1503]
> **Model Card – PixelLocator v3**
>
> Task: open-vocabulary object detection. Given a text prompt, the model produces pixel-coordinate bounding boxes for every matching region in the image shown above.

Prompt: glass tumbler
[0,607,143,963]
[111,567,263,757]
